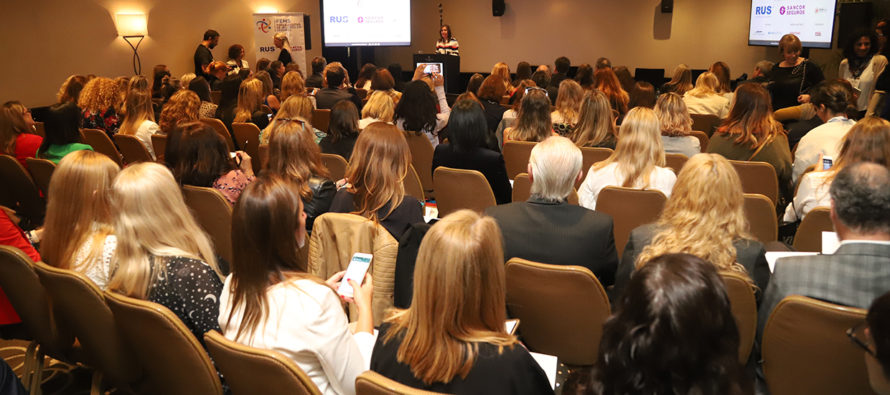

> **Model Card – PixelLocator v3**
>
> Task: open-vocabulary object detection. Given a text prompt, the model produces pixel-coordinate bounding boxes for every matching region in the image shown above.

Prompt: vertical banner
[253,12,307,72]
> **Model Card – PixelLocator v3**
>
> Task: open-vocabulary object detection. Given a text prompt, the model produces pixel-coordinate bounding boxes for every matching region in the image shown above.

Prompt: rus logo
[755,6,771,15]
[329,16,348,23]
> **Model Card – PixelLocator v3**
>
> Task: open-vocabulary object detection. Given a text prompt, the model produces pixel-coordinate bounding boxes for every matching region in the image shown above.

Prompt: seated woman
[158,90,200,134]
[265,119,335,233]
[476,75,508,133]
[628,81,657,110]
[862,291,890,395]
[359,91,395,129]
[261,95,324,144]
[0,101,42,167]
[280,71,317,108]
[784,117,890,222]
[618,154,769,298]
[504,88,555,142]
[654,92,700,158]
[329,122,423,241]
[233,78,272,130]
[371,210,553,394]
[395,79,450,148]
[790,81,856,184]
[551,80,584,136]
[578,107,676,210]
[432,99,512,204]
[594,68,629,118]
[220,175,373,395]
[708,83,792,202]
[78,77,121,136]
[253,71,281,113]
[187,77,219,119]
[319,101,360,161]
[56,75,87,106]
[370,68,402,104]
[661,64,693,96]
[563,253,744,395]
[571,90,617,149]
[683,72,730,119]
[38,103,93,164]
[165,122,254,205]
[40,151,119,289]
[118,90,160,159]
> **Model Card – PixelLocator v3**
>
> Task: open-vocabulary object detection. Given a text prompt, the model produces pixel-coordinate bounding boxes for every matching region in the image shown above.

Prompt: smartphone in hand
[338,253,373,298]
[822,156,833,170]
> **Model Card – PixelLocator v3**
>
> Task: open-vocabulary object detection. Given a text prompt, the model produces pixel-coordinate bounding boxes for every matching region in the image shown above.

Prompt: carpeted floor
[0,339,95,394]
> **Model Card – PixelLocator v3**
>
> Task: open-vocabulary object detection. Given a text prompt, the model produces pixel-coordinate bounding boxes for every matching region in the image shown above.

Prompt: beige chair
[355,371,444,395]
[502,140,537,179]
[312,109,331,132]
[204,331,321,395]
[505,258,610,365]
[104,291,223,395]
[596,187,667,256]
[25,157,55,197]
[729,160,779,205]
[433,167,496,217]
[151,134,167,163]
[690,114,721,136]
[309,213,398,325]
[664,153,689,174]
[81,128,123,167]
[720,272,758,363]
[0,154,45,227]
[113,133,153,164]
[690,130,710,152]
[743,193,778,242]
[231,122,262,174]
[33,261,144,393]
[762,295,871,395]
[200,117,235,151]
[182,185,233,265]
[404,164,425,201]
[403,132,435,197]
[793,207,833,252]
[320,153,349,182]
[512,173,578,204]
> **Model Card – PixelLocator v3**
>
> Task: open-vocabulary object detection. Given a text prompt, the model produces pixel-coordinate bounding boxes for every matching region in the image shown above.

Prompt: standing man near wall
[194,29,220,79]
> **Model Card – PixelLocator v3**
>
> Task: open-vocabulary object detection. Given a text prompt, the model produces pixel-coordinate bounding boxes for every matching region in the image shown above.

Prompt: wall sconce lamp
[115,13,147,75]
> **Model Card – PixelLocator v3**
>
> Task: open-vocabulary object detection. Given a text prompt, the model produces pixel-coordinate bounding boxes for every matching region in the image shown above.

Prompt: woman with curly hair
[654,92,699,157]
[158,90,200,133]
[78,77,121,136]
[394,79,450,148]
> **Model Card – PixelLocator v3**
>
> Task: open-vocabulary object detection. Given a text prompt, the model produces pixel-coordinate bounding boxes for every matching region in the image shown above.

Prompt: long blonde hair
[280,71,306,101]
[572,90,615,147]
[262,95,314,144]
[491,62,512,92]
[107,162,222,299]
[383,210,516,384]
[78,77,118,113]
[362,91,395,122]
[636,154,752,279]
[41,151,120,272]
[686,72,720,98]
[266,120,330,200]
[716,83,784,150]
[234,78,264,123]
[593,107,665,188]
[654,93,693,137]
[119,90,155,136]
[554,79,584,125]
[345,123,411,223]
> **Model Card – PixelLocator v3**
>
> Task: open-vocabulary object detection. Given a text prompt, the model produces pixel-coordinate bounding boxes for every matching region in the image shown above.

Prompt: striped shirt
[436,38,459,56]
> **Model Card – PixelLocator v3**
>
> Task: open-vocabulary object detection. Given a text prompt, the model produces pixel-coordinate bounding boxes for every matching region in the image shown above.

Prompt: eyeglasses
[847,322,876,356]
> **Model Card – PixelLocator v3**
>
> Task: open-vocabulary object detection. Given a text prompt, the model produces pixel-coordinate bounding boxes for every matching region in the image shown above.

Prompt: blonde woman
[491,62,513,94]
[107,162,224,342]
[683,72,730,119]
[618,153,770,298]
[253,70,281,112]
[571,90,617,149]
[578,107,677,210]
[551,79,584,136]
[654,93,700,158]
[661,64,693,95]
[359,91,395,129]
[41,151,120,289]
[280,71,314,105]
[503,88,555,142]
[260,95,324,144]
[78,77,121,135]
[273,32,293,65]
[119,90,160,159]
[370,210,552,394]
[234,78,271,129]
[158,90,200,133]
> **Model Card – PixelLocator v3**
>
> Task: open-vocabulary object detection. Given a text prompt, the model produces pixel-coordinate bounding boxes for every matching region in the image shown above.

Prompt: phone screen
[422,63,442,75]
[338,253,372,298]
[822,156,833,171]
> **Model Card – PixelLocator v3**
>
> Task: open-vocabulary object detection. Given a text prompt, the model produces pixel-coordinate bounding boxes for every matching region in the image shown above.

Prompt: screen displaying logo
[329,16,348,23]
[755,6,771,15]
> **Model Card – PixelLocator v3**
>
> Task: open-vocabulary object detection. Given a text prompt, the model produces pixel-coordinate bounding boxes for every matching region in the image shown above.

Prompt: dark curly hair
[394,80,438,134]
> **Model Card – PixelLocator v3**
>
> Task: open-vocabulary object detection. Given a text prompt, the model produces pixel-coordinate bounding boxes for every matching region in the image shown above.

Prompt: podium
[413,53,461,94]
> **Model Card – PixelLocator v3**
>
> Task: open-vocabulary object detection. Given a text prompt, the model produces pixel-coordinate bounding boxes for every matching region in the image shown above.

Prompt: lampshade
[115,13,147,36]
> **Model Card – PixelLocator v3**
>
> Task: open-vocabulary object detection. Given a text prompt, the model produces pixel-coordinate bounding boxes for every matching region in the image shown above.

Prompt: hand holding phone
[822,156,833,170]
[338,253,372,298]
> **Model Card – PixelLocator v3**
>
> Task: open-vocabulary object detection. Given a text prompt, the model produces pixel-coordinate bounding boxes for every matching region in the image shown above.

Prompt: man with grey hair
[758,162,890,335]
[485,136,619,286]
[743,60,774,86]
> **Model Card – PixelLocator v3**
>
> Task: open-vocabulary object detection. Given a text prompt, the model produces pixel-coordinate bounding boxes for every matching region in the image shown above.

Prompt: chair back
[33,261,142,388]
[151,134,167,163]
[403,132,435,196]
[578,146,613,187]
[792,207,833,252]
[743,193,778,242]
[502,140,537,179]
[664,153,689,174]
[404,164,425,201]
[433,167,496,217]
[595,187,667,256]
[25,158,56,197]
[355,371,444,395]
[113,134,153,164]
[181,185,233,264]
[312,109,331,132]
[104,291,223,395]
[0,154,45,226]
[200,118,235,151]
[729,160,779,205]
[762,295,872,395]
[512,173,578,204]
[204,331,321,395]
[690,130,710,151]
[690,114,721,136]
[81,128,123,166]
[320,153,349,182]
[505,258,610,365]
[720,272,758,363]
[231,122,262,174]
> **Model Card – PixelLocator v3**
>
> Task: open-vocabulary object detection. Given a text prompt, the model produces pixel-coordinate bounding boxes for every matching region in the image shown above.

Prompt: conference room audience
[486,136,618,285]
[504,88,554,142]
[476,75,508,133]
[206,61,229,90]
[187,77,218,119]
[571,90,617,149]
[862,291,890,395]
[359,91,395,129]
[791,81,856,183]
[315,62,363,111]
[329,122,423,241]
[745,60,774,86]
[387,63,407,92]
[594,67,629,117]
[56,75,87,105]
[0,101,42,167]
[395,78,450,147]
[574,63,595,90]
[654,92,700,158]
[269,61,285,90]
[840,31,887,116]
[215,74,244,132]
[38,103,93,164]
[158,90,200,134]
[660,64,693,95]
[0,207,38,335]
[768,33,825,110]
[578,107,676,209]
[78,77,121,136]
[683,72,730,119]
[233,78,271,130]
[280,71,306,102]
[306,56,326,89]
[551,80,584,136]
[433,99,511,204]
[151,65,171,99]
[319,101,360,161]
[219,175,374,395]
[370,210,553,394]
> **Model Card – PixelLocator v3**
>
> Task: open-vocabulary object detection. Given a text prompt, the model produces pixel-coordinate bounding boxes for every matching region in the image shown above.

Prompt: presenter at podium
[436,25,459,56]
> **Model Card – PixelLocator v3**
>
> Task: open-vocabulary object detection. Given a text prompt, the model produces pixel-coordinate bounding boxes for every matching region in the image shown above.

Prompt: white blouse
[791,116,854,184]
[134,120,160,160]
[784,171,831,223]
[839,54,888,111]
[683,93,730,119]
[578,162,677,210]
[73,234,117,290]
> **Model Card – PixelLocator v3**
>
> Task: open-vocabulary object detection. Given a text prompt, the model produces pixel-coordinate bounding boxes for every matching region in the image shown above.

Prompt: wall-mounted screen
[749,0,837,48]
[321,0,411,47]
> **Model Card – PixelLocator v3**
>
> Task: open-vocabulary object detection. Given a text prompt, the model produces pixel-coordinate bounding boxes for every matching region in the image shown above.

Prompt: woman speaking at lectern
[436,25,459,56]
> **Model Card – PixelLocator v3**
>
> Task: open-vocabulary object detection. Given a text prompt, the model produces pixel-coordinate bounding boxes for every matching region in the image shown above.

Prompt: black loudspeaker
[661,0,673,13]
[838,2,873,48]
[303,14,312,50]
[493,0,505,16]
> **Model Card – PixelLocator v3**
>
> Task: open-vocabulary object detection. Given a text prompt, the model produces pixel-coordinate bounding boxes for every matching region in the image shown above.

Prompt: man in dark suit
[315,62,363,111]
[758,162,890,336]
[485,136,619,287]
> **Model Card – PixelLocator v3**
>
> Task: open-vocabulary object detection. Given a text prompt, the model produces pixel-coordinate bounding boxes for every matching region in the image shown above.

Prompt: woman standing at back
[768,33,825,110]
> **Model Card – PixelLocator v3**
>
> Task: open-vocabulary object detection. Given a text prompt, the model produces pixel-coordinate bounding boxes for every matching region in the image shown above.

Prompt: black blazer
[485,198,619,287]
[432,144,512,205]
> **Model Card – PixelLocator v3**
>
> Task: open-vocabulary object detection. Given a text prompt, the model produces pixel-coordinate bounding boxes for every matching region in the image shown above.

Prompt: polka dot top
[147,255,224,344]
